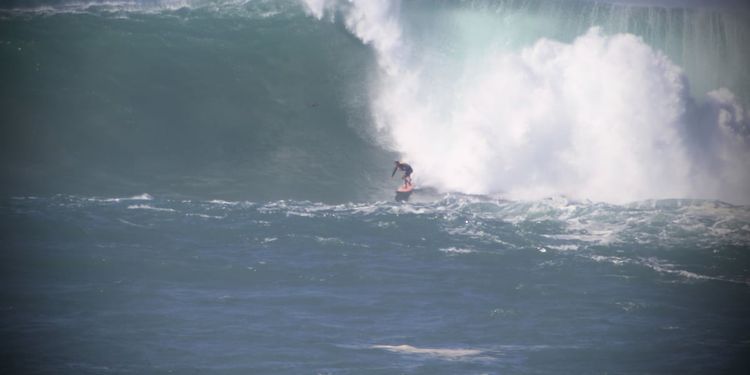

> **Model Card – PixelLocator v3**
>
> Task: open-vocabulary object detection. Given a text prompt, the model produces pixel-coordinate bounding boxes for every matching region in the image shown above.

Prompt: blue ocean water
[3,194,750,373]
[2,0,750,373]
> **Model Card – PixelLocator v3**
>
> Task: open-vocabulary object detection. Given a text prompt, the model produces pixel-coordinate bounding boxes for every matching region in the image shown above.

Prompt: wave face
[0,0,393,202]
[1,0,749,203]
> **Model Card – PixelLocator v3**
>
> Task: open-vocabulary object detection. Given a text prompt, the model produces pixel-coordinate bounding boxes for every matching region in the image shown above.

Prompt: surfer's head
[394,160,400,165]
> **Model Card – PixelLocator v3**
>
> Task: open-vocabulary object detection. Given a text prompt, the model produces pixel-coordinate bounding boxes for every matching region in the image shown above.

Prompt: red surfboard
[395,184,414,201]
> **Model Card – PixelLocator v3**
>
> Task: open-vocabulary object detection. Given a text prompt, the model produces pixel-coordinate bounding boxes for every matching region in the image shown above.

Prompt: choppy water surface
[2,194,748,373]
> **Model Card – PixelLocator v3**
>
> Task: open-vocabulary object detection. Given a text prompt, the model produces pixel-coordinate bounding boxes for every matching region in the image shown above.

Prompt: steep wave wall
[0,1,395,201]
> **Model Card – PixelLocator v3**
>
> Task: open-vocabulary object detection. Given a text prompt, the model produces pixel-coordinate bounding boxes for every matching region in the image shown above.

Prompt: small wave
[126,204,175,212]
[88,193,153,203]
[546,244,580,251]
[587,254,748,285]
[588,255,629,266]
[439,247,475,255]
[207,199,240,205]
[130,193,153,200]
[186,213,224,219]
[257,200,385,218]
[314,236,344,245]
[371,344,483,360]
[638,257,717,283]
[117,218,148,228]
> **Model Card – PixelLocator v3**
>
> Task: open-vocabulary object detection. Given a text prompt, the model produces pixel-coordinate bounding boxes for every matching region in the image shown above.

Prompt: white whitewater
[301,0,750,204]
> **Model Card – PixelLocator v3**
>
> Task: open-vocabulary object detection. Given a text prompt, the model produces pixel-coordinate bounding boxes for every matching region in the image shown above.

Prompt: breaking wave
[302,0,750,204]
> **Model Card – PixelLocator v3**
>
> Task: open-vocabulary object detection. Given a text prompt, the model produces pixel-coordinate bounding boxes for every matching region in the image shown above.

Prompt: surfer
[391,161,413,188]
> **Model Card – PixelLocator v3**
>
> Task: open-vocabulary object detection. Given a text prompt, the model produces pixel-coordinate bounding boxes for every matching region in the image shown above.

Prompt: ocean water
[4,194,750,373]
[2,0,750,373]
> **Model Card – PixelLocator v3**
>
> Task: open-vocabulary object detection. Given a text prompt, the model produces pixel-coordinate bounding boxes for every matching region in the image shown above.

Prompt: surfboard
[395,184,414,201]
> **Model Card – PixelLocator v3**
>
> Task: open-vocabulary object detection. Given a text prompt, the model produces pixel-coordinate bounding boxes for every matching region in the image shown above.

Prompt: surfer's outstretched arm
[391,166,398,177]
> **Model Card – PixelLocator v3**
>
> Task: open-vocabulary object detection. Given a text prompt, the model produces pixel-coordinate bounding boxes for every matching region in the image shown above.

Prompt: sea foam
[301,0,750,204]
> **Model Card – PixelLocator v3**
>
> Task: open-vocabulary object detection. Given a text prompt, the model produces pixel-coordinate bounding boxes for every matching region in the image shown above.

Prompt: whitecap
[546,244,579,251]
[588,255,629,266]
[89,193,153,203]
[126,204,175,212]
[315,236,344,245]
[208,199,240,206]
[371,344,483,360]
[186,213,224,219]
[439,247,475,255]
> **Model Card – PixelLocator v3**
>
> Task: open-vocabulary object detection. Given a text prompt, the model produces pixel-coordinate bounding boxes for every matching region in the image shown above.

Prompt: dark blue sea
[2,0,750,373]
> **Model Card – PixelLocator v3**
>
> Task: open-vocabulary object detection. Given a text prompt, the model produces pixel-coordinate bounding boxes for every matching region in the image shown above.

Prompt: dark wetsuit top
[392,163,413,177]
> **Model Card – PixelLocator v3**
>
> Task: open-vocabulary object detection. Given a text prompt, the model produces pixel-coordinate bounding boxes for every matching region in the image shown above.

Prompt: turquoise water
[1,0,750,373]
[0,1,389,201]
